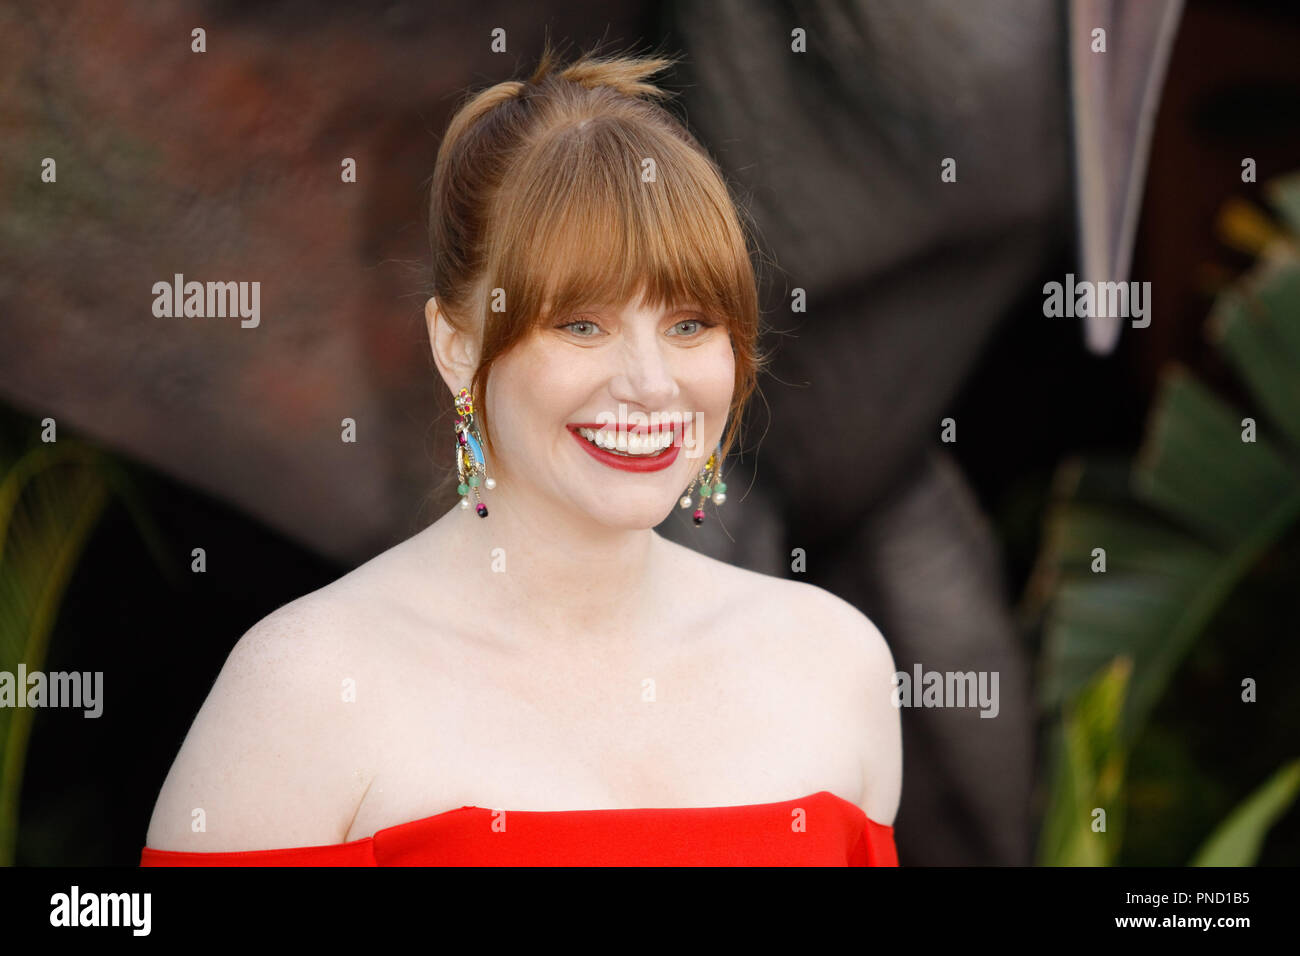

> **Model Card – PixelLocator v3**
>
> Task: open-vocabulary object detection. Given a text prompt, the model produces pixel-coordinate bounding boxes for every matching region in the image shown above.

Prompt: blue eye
[668,317,715,336]
[558,319,600,336]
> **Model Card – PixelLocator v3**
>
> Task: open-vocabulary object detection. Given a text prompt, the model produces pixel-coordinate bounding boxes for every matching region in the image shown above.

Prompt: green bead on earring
[678,443,726,526]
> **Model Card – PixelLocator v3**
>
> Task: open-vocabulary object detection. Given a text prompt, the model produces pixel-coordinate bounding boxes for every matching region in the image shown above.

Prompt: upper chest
[341,589,866,840]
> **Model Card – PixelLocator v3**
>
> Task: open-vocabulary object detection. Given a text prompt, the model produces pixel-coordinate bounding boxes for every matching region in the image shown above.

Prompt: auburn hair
[427,40,768,468]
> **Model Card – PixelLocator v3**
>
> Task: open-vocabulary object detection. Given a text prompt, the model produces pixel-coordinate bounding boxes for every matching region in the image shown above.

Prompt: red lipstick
[567,423,681,473]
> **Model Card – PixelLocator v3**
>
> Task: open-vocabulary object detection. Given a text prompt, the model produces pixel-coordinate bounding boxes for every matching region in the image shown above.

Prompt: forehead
[579,299,703,314]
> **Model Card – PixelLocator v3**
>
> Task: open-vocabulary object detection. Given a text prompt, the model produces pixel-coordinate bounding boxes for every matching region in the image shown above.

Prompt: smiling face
[481,288,735,530]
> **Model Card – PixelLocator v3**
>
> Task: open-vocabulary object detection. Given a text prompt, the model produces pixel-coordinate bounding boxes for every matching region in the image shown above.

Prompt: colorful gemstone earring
[678,442,727,526]
[454,386,495,517]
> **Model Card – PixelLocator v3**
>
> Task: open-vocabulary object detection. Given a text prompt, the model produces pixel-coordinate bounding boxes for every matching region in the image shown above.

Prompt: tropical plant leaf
[1189,758,1300,866]
[1035,172,1300,866]
[1037,657,1131,865]
[1102,368,1300,739]
[1035,453,1224,741]
[1208,250,1300,451]
[0,442,108,865]
[1135,367,1298,548]
[1040,361,1300,743]
[1039,531,1216,709]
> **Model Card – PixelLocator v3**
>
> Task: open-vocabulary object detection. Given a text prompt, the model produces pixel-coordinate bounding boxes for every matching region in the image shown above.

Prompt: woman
[140,42,902,866]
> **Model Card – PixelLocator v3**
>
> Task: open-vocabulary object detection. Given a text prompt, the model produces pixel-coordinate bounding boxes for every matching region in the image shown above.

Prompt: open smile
[566,423,681,473]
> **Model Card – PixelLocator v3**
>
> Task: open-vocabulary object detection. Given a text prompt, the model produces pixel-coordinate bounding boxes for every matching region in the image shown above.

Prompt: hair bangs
[487,119,757,342]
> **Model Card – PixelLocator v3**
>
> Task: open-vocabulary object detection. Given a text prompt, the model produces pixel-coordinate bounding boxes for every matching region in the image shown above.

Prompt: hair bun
[528,43,679,102]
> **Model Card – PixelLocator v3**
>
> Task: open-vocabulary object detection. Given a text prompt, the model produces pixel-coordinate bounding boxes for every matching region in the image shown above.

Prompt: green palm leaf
[0,442,109,865]
[1190,759,1300,866]
[1037,657,1131,866]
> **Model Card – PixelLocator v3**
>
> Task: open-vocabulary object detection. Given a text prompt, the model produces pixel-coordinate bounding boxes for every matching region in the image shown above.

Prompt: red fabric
[140,790,897,866]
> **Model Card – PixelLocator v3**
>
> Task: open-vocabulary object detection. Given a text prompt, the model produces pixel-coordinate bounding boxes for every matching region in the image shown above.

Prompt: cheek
[703,341,736,410]
[483,354,541,454]
[489,343,591,439]
[678,345,734,449]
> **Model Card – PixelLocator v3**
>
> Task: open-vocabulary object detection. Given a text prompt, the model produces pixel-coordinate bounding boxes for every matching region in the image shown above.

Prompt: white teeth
[576,427,673,456]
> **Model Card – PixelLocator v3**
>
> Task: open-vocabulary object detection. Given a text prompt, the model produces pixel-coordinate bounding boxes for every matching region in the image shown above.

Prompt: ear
[426,296,478,394]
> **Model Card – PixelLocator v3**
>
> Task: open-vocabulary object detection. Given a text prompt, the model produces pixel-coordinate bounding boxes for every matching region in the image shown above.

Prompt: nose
[608,328,679,409]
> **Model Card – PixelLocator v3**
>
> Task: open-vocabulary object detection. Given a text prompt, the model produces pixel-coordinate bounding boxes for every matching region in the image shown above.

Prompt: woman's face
[484,292,735,531]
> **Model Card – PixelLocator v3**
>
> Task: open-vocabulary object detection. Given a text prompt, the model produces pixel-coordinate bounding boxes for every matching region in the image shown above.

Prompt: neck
[426,481,669,654]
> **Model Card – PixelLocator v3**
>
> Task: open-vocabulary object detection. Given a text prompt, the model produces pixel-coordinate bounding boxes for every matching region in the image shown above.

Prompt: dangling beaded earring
[454,386,495,517]
[678,443,727,526]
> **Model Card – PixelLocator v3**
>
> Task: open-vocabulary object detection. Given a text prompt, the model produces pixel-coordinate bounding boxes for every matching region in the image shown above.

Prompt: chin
[581,495,677,531]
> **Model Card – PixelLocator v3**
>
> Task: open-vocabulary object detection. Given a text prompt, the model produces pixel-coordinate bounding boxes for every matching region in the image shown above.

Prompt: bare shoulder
[667,537,892,669]
[664,541,902,825]
[775,580,901,826]
[758,576,898,711]
[795,583,902,826]
[144,585,382,852]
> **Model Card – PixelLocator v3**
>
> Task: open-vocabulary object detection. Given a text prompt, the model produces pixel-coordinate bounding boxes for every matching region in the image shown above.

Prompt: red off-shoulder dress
[140,790,897,866]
